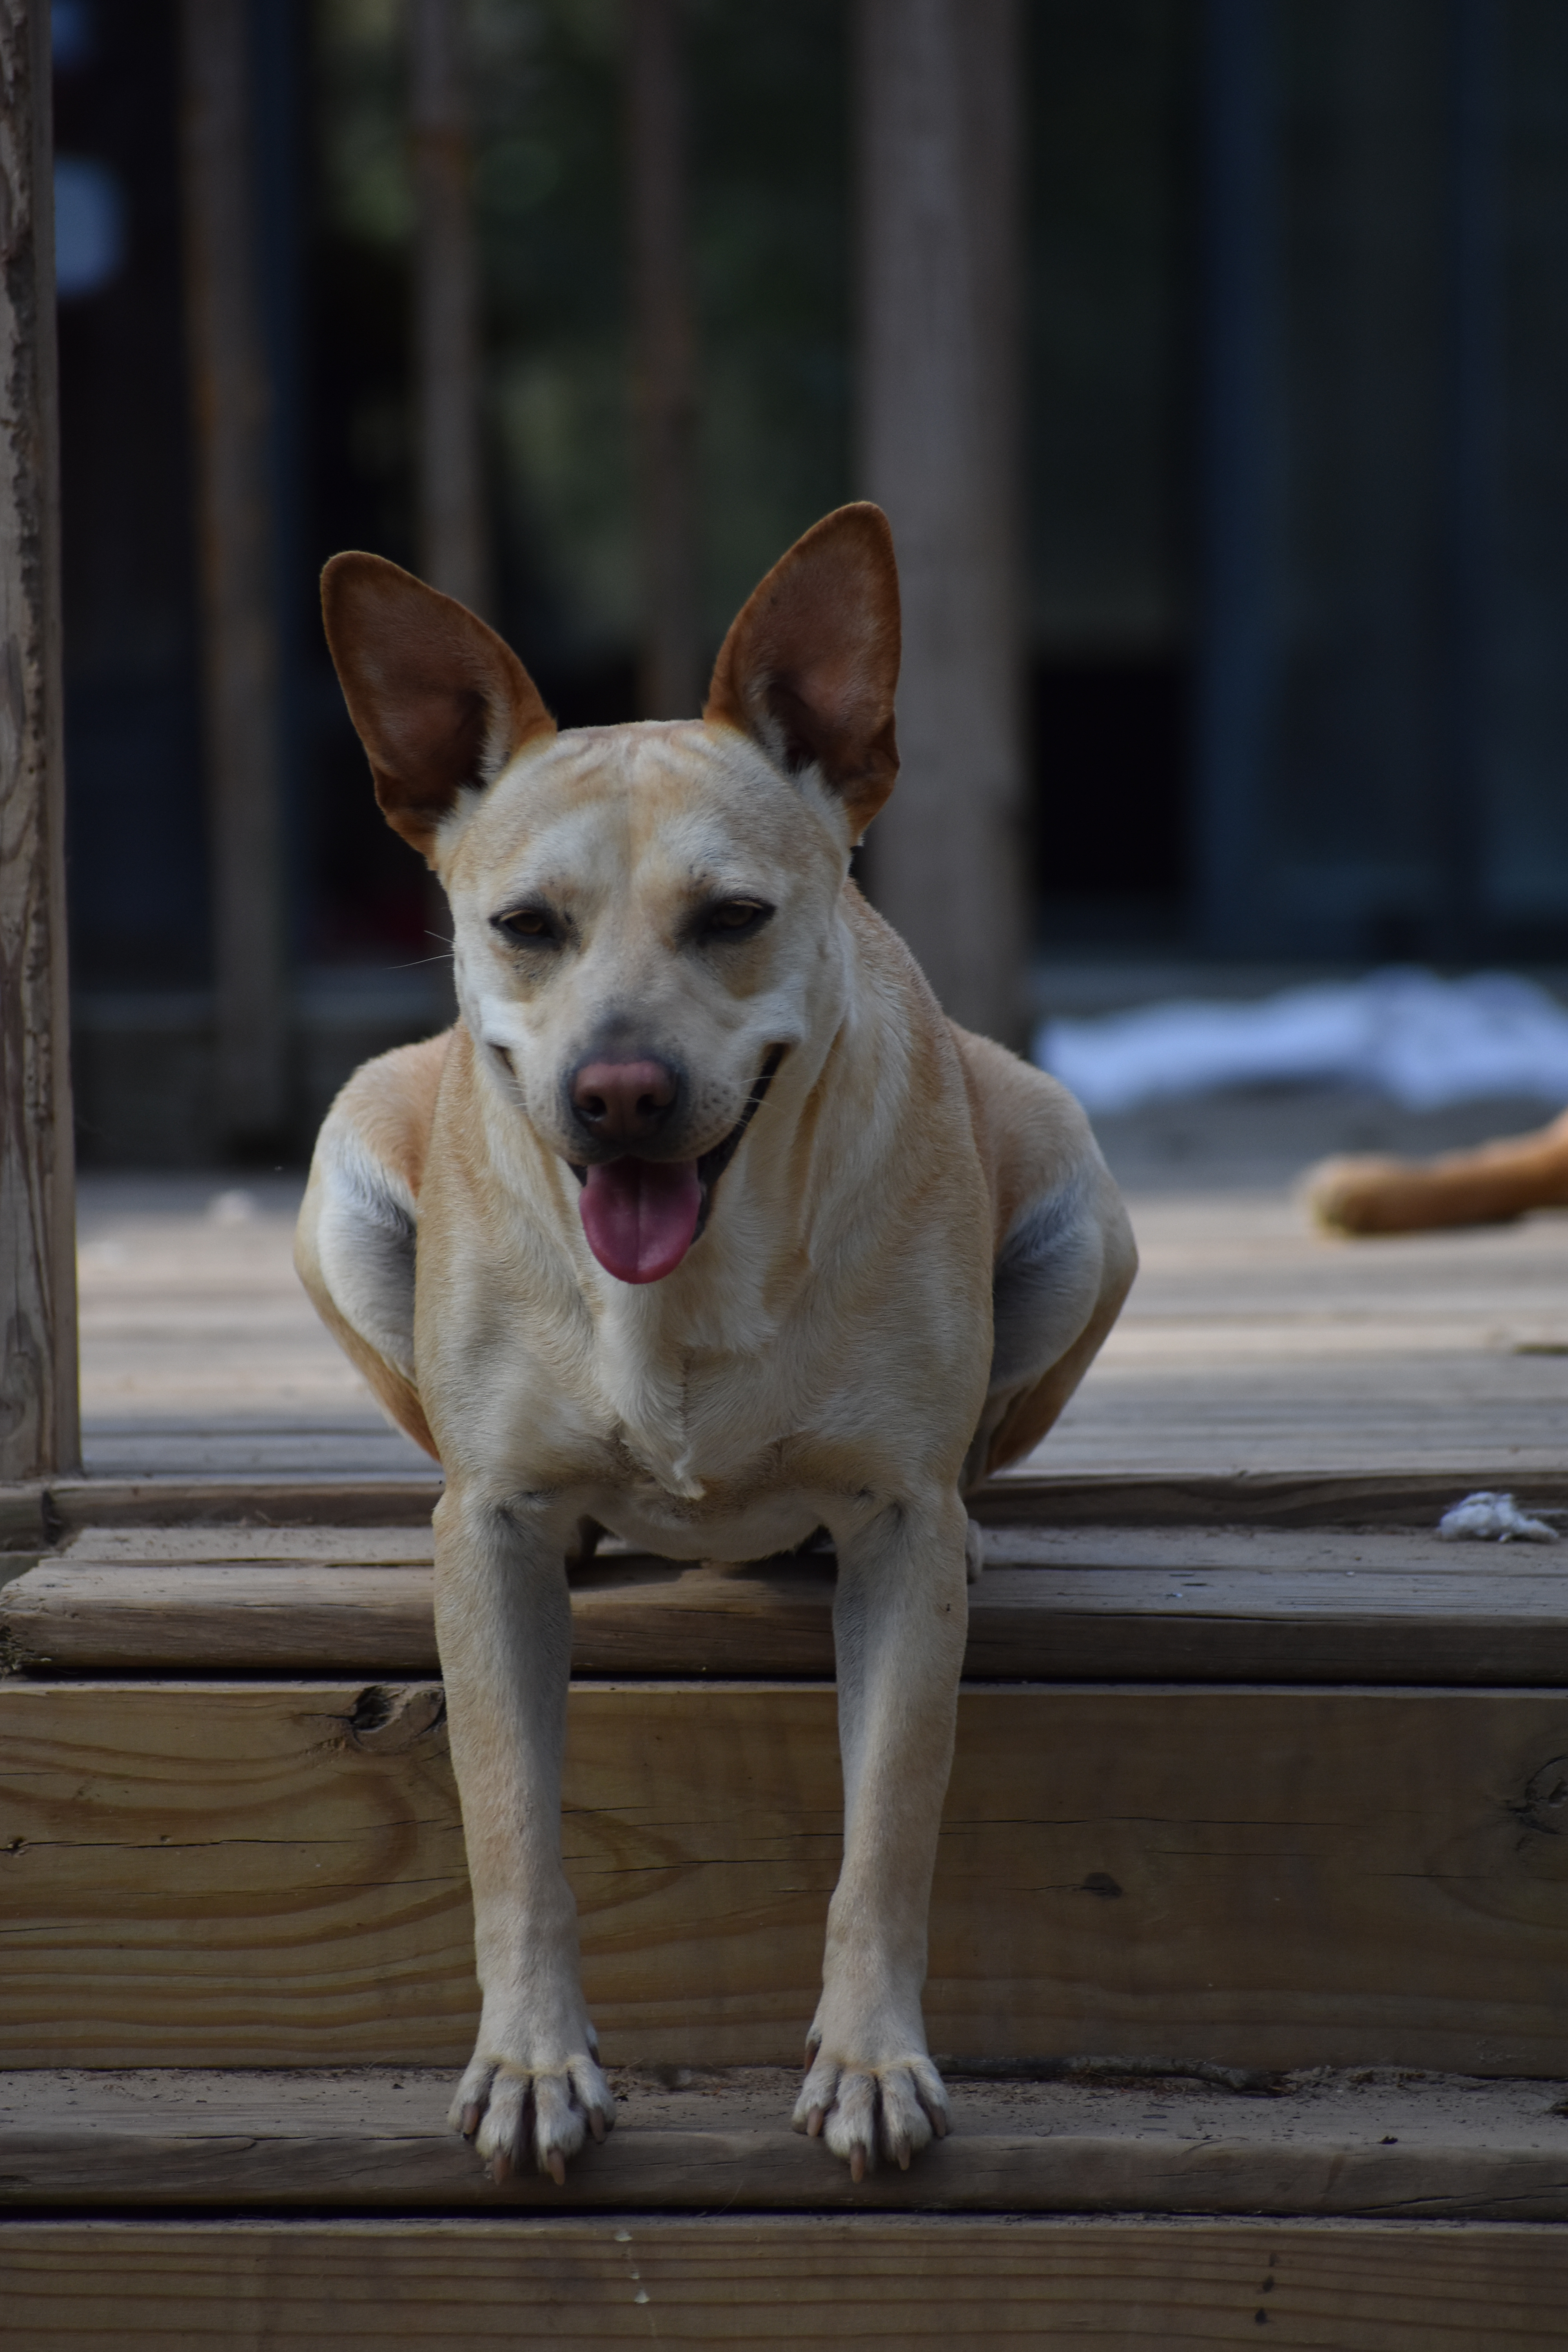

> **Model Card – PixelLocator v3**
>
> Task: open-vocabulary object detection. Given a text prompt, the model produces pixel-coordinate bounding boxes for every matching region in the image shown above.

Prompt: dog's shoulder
[946,1022,1109,1247]
[333,1026,456,1202]
[296,1028,456,1388]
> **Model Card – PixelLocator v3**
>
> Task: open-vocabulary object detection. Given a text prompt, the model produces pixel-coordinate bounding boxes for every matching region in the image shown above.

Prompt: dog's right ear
[704,503,901,840]
[321,553,555,864]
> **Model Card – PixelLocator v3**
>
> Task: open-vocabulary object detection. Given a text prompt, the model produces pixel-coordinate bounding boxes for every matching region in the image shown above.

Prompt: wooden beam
[0,0,79,1481]
[627,0,700,718]
[409,0,487,614]
[16,1524,1568,1682]
[9,1681,1568,2072]
[855,0,1027,1044]
[5,2063,1568,2220]
[3,2217,1568,2346]
[181,0,290,1149]
[3,1464,1559,1550]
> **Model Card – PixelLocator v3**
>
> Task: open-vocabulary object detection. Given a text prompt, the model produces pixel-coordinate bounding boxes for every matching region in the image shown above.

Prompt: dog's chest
[591,1321,780,1503]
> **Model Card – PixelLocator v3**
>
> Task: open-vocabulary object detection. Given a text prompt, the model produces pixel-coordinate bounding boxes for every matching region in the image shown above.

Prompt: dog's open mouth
[574,1047,785,1285]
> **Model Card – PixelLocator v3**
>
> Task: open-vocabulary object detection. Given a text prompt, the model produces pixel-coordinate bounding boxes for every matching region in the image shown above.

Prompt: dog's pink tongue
[579,1158,702,1284]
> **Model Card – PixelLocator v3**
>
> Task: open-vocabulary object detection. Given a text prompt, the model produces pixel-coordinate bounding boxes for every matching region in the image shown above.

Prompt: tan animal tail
[1305,1107,1568,1234]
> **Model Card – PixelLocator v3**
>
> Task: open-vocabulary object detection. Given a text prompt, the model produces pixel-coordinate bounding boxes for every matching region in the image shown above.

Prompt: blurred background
[52,0,1568,1169]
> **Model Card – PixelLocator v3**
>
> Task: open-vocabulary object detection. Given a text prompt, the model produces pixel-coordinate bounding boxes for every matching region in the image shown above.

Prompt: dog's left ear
[704,503,900,838]
[321,552,556,864]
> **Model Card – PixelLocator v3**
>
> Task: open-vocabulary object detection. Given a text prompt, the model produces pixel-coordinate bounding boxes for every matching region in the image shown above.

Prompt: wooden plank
[12,1526,1568,1681]
[6,2064,1568,2220]
[0,1476,444,1541]
[5,2217,1568,2346]
[8,1465,1564,1548]
[0,0,79,1483]
[9,1681,1568,2072]
[978,1469,1568,1528]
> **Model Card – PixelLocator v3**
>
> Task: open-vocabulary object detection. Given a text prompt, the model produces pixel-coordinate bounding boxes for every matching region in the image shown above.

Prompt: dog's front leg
[794,1491,969,2177]
[434,1483,614,2181]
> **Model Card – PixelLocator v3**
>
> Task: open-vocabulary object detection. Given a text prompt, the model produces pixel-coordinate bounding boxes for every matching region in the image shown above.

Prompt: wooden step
[5,2214,1568,2347]
[9,1477,1568,1682]
[5,2064,1568,2220]
[7,1470,1568,2340]
[7,1676,1568,2073]
[7,1465,1568,1546]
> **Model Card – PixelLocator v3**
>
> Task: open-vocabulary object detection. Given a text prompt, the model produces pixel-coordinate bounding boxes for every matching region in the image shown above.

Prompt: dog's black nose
[570,1058,678,1148]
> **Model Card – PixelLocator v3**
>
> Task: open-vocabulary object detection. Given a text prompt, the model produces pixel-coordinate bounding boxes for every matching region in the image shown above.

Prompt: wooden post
[181,0,289,1150]
[856,0,1027,1045]
[409,0,487,615]
[627,0,700,719]
[0,0,80,1480]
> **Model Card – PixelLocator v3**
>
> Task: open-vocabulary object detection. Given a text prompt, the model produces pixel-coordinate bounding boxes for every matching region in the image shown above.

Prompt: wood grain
[9,1465,1568,1550]
[4,2217,1568,2346]
[7,2063,1568,2220]
[8,1681,1568,2072]
[13,1527,1568,1681]
[3,1475,444,1541]
[0,0,78,1483]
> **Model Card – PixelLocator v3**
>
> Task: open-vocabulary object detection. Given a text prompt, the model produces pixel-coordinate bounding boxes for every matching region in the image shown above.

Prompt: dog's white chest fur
[588,1268,782,1503]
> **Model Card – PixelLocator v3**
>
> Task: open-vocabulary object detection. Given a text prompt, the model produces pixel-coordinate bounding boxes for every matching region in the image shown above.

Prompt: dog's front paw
[449,2038,615,2185]
[791,2044,950,2180]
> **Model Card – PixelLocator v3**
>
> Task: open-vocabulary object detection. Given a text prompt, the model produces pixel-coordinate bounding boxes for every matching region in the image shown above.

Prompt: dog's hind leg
[950,1026,1137,1498]
[294,1031,452,1461]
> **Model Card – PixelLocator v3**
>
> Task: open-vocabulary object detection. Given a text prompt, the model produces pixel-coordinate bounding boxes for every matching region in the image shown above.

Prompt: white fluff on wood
[1437,1491,1559,1544]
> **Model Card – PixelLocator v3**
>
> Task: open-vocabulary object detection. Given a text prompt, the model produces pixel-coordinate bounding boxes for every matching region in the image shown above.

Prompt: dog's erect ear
[704,503,900,837]
[321,553,555,862]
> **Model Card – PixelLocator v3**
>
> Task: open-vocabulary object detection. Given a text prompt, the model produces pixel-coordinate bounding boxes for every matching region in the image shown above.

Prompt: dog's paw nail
[488,2150,512,2185]
[850,2145,867,2183]
[897,2143,911,2171]
[547,2150,567,2186]
[932,2111,948,2139]
[460,2103,482,2138]
[807,2105,825,2138]
[588,2110,607,2144]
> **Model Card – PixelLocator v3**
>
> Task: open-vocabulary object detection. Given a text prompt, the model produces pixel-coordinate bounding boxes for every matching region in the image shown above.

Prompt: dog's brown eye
[705,898,772,937]
[494,906,559,945]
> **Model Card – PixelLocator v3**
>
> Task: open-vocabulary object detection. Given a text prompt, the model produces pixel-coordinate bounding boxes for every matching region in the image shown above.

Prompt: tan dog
[1307,1111,1568,1235]
[296,505,1135,2183]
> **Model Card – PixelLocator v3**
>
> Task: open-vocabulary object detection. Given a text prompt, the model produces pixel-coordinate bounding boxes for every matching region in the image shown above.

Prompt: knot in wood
[1518,1756,1568,1835]
[341,1682,447,1754]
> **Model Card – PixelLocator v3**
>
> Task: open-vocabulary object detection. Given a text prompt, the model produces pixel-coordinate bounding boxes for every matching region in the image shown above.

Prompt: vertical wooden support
[410,0,487,615]
[181,0,289,1149]
[856,0,1026,1045]
[1192,0,1277,954]
[0,0,80,1479]
[627,0,699,719]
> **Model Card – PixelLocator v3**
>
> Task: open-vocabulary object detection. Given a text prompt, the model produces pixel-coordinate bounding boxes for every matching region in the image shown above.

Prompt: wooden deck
[73,1160,1568,1484]
[12,1140,1568,2343]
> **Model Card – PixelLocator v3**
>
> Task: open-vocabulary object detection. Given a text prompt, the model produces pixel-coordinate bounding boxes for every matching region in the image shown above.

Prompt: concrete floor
[73,1087,1568,1484]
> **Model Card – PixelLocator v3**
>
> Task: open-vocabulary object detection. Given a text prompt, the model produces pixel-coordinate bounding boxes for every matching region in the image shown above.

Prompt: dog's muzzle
[572,1047,786,1284]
